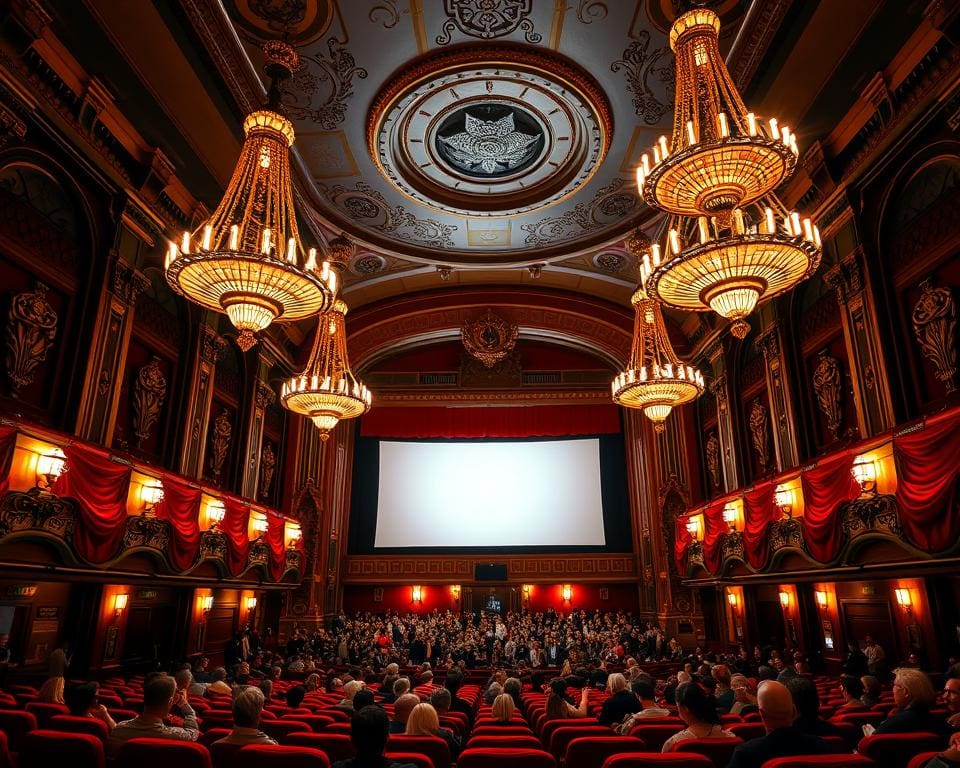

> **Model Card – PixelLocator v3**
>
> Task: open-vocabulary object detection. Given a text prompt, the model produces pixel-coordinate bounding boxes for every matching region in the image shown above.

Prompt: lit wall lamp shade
[894,587,912,609]
[411,586,423,604]
[726,591,738,607]
[851,454,878,493]
[207,500,226,528]
[815,590,828,607]
[561,585,572,602]
[245,596,258,612]
[36,448,66,488]
[774,485,794,517]
[779,591,790,608]
[252,517,268,535]
[140,481,164,512]
[450,585,461,600]
[200,595,214,613]
[113,593,129,616]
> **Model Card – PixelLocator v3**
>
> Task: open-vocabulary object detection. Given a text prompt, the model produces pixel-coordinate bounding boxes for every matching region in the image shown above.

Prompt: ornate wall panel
[342,554,637,582]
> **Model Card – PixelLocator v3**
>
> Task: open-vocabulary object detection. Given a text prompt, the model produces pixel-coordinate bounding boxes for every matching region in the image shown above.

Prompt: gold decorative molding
[911,278,957,394]
[461,309,518,368]
[208,408,233,480]
[4,282,57,396]
[812,351,843,440]
[131,356,167,447]
[343,554,637,582]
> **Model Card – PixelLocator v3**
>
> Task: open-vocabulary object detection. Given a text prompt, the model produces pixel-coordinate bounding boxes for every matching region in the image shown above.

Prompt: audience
[334,679,364,711]
[837,673,866,710]
[37,675,65,704]
[943,673,960,731]
[862,674,883,708]
[729,673,757,715]
[64,681,116,730]
[213,686,277,746]
[390,692,420,734]
[545,677,589,719]
[598,672,641,727]
[405,701,460,757]
[332,705,418,768]
[712,664,734,713]
[490,692,515,723]
[875,667,946,735]
[786,676,841,737]
[662,680,735,751]
[616,678,670,732]
[108,675,198,757]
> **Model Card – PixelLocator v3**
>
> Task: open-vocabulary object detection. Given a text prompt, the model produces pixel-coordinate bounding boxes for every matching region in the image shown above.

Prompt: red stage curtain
[702,499,729,573]
[52,444,131,563]
[0,427,17,497]
[801,451,860,562]
[360,404,621,438]
[223,497,250,576]
[154,476,202,572]
[743,481,777,569]
[674,516,693,572]
[894,411,960,552]
[266,512,286,580]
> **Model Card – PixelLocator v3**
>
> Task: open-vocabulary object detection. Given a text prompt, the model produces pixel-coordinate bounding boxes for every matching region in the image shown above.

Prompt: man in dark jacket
[598,673,642,728]
[332,705,417,768]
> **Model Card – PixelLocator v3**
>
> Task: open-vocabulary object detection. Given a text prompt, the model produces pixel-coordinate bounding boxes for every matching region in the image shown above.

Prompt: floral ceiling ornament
[436,0,541,45]
[132,356,168,447]
[576,0,608,24]
[461,309,519,368]
[611,31,674,124]
[438,112,541,175]
[911,277,957,393]
[812,351,843,439]
[521,177,637,247]
[284,36,368,130]
[4,282,58,395]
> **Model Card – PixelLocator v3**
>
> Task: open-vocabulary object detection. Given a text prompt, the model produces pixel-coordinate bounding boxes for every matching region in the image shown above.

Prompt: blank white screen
[374,439,606,548]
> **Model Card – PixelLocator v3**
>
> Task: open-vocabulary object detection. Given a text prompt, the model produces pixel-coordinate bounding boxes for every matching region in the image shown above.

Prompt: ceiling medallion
[367,44,612,216]
[461,310,519,368]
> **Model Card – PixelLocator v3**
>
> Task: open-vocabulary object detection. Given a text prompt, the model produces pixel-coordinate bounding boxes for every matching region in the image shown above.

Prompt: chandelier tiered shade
[612,287,705,433]
[281,299,372,440]
[165,45,337,352]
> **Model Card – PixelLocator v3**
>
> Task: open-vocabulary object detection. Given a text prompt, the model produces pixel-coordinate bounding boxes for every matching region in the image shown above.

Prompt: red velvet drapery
[894,413,960,552]
[266,512,286,580]
[800,451,861,563]
[702,499,729,573]
[223,497,250,576]
[674,515,693,572]
[743,481,778,569]
[0,427,16,497]
[153,476,202,571]
[360,404,621,438]
[52,443,132,563]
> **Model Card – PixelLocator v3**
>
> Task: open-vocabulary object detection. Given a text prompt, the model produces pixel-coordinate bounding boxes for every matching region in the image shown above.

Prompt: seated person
[663,680,736,751]
[37,676,65,704]
[333,705,419,768]
[390,693,421,734]
[727,680,833,768]
[65,682,117,730]
[406,702,460,758]
[545,677,589,719]
[353,687,377,711]
[430,688,453,717]
[286,684,306,709]
[213,686,277,746]
[599,673,642,727]
[861,675,882,708]
[616,678,670,732]
[924,733,960,768]
[943,674,960,731]
[786,676,841,737]
[491,692,516,723]
[730,674,758,716]
[837,674,867,711]
[712,664,735,714]
[875,668,947,735]
[108,676,199,758]
[207,667,232,695]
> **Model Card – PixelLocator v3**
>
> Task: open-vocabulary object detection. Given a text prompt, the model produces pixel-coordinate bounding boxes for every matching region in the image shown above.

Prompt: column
[756,323,800,470]
[707,341,741,492]
[240,370,276,500]
[178,324,226,478]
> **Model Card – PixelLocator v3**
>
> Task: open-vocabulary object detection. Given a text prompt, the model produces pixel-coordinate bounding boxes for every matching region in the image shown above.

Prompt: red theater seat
[565,736,647,768]
[906,754,941,768]
[548,725,615,759]
[671,737,744,767]
[541,718,601,744]
[627,724,685,752]
[601,754,714,768]
[466,735,543,750]
[284,733,355,761]
[386,752,436,768]
[458,747,557,768]
[284,714,335,732]
[260,719,312,742]
[235,745,330,768]
[0,731,9,768]
[48,714,110,741]
[24,702,69,728]
[728,723,764,741]
[857,732,944,768]
[208,741,245,768]
[197,728,232,747]
[20,730,104,768]
[115,738,212,768]
[759,757,877,767]
[388,735,451,768]
[0,709,38,752]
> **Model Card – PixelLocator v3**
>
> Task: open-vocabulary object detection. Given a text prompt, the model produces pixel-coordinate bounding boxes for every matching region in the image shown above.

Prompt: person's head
[286,685,306,708]
[38,676,65,704]
[712,664,731,689]
[486,682,503,699]
[305,673,320,691]
[233,686,265,728]
[394,677,411,698]
[492,692,516,722]
[174,668,192,690]
[444,670,463,694]
[631,678,655,703]
[607,672,628,694]
[943,676,960,713]
[343,680,365,702]
[143,675,178,717]
[758,680,796,731]
[393,693,420,724]
[504,677,521,698]
[352,705,391,757]
[259,678,273,699]
[353,687,376,710]
[861,675,881,700]
[212,667,227,682]
[675,681,721,726]
[839,674,864,701]
[405,702,440,736]
[892,667,936,710]
[430,687,452,714]
[784,676,819,720]
[65,682,99,716]
[385,663,399,676]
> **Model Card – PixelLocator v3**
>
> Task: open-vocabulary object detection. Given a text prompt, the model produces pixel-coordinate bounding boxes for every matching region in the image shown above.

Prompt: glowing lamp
[252,517,268,536]
[36,448,66,490]
[727,591,738,608]
[722,503,738,531]
[774,485,794,518]
[411,586,423,605]
[851,455,878,494]
[685,518,701,540]
[522,584,532,598]
[815,590,828,608]
[561,585,573,602]
[779,591,790,608]
[451,585,461,601]
[894,588,912,611]
[287,526,302,547]
[140,481,164,514]
[207,500,226,529]
[245,596,258,612]
[200,595,214,614]
[113,593,129,617]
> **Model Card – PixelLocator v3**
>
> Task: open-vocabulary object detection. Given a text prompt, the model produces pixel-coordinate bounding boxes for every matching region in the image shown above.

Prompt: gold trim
[549,0,567,49]
[409,0,427,54]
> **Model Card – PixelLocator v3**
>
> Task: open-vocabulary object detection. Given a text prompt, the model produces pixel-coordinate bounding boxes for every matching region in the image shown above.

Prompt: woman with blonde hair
[491,692,515,723]
[37,675,65,704]
[874,667,946,735]
[406,702,460,757]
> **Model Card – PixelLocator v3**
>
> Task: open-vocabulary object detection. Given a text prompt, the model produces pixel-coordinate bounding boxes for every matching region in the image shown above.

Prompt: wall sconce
[722,503,738,532]
[251,517,268,538]
[287,527,302,548]
[207,500,225,530]
[35,448,66,491]
[815,590,828,608]
[894,587,913,612]
[774,485,794,518]
[727,591,738,608]
[450,584,461,601]
[779,590,790,608]
[851,455,878,494]
[561,584,572,603]
[113,593,129,618]
[685,517,701,540]
[200,595,214,615]
[411,585,423,605]
[140,481,164,515]
[245,596,257,615]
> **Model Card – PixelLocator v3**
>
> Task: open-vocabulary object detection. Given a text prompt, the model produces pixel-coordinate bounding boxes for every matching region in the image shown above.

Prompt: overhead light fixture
[637,9,820,339]
[851,454,878,494]
[35,447,65,490]
[612,280,704,433]
[164,42,337,351]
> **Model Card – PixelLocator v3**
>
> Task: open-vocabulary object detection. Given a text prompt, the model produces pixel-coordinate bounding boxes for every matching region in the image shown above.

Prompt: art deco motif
[812,351,843,439]
[841,495,902,539]
[209,409,233,480]
[748,398,770,468]
[284,36,368,129]
[593,251,628,273]
[521,178,637,247]
[223,0,335,45]
[132,356,167,447]
[436,0,541,45]
[911,278,957,393]
[438,112,541,176]
[285,547,303,573]
[259,442,276,500]
[4,283,57,395]
[248,539,271,568]
[705,432,721,488]
[610,31,674,124]
[461,310,519,369]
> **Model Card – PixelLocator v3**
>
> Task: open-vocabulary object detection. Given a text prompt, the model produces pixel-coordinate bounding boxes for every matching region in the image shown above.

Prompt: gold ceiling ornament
[612,281,704,434]
[461,309,519,369]
[280,298,371,441]
[635,8,820,339]
[165,42,337,352]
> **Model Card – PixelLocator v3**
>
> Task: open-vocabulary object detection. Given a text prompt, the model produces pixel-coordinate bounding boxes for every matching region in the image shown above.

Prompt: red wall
[523,583,638,612]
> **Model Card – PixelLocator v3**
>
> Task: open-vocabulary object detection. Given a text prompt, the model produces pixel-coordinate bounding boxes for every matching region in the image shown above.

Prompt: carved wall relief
[259,442,276,500]
[748,398,770,470]
[5,283,58,395]
[911,278,957,394]
[812,351,843,439]
[209,408,233,480]
[705,432,721,489]
[132,356,167,446]
[436,0,541,45]
[461,309,519,368]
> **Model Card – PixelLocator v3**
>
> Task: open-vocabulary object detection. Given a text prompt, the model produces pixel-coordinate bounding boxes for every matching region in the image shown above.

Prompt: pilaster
[756,323,800,470]
[178,324,226,478]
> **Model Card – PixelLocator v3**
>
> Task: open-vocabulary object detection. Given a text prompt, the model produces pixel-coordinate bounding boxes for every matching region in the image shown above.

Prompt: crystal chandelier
[636,8,820,338]
[612,247,705,432]
[165,42,337,352]
[281,239,372,440]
